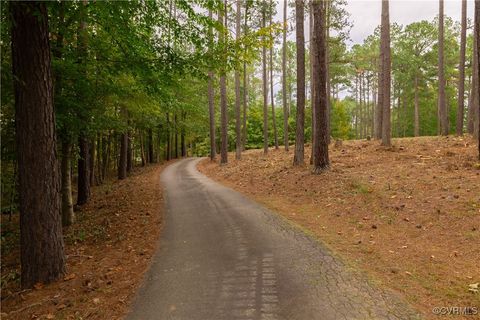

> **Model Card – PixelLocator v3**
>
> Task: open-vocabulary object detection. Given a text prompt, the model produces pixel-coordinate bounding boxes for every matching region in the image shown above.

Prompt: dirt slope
[198,136,480,319]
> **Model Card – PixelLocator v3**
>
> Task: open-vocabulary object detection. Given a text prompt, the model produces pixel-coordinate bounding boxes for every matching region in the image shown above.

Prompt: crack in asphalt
[126,158,422,320]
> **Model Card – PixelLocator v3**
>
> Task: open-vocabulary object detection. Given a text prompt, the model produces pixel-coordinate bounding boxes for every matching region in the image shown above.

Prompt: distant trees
[11,1,66,288]
[293,0,306,166]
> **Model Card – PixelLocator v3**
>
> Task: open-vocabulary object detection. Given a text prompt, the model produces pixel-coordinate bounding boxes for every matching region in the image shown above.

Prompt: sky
[276,0,475,45]
[346,0,474,45]
[271,0,474,97]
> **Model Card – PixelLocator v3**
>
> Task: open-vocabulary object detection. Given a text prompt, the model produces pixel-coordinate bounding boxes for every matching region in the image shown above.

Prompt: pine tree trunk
[77,137,90,205]
[11,1,66,288]
[140,131,146,166]
[475,0,480,158]
[381,0,392,146]
[414,74,420,136]
[166,113,171,161]
[208,10,216,161]
[438,0,448,135]
[282,0,289,151]
[127,131,132,172]
[375,59,384,139]
[293,0,305,166]
[325,0,331,144]
[61,141,74,226]
[118,132,127,180]
[312,0,329,173]
[89,139,95,185]
[235,0,242,159]
[181,112,187,157]
[456,0,467,135]
[220,0,228,164]
[270,3,279,150]
[77,0,90,205]
[309,5,314,164]
[148,128,154,163]
[242,2,249,151]
[262,7,269,155]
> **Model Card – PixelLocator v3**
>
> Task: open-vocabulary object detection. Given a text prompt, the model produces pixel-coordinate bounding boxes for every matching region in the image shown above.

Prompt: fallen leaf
[64,273,76,281]
[468,283,479,293]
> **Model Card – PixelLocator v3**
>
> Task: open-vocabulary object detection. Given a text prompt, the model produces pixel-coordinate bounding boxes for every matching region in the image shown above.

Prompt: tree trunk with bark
[414,74,420,136]
[118,132,127,180]
[220,1,228,164]
[262,6,269,155]
[242,2,249,151]
[438,0,448,135]
[208,10,216,160]
[456,0,467,135]
[11,1,66,288]
[270,3,279,150]
[282,0,289,151]
[293,0,305,166]
[475,0,480,158]
[77,0,90,205]
[380,0,392,146]
[312,0,329,173]
[61,141,74,226]
[235,0,242,159]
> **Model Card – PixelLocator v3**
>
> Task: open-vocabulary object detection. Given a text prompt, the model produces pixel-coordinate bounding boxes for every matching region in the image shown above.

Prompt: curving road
[127,158,421,320]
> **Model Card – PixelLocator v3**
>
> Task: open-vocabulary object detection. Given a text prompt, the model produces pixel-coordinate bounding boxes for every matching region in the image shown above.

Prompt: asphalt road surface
[127,158,421,320]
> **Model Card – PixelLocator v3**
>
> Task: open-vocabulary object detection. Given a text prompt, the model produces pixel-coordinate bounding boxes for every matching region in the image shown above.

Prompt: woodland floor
[198,136,480,320]
[1,163,167,320]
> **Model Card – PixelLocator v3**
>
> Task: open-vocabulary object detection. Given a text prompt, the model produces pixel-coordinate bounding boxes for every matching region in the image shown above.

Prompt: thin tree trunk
[456,0,467,135]
[282,0,289,151]
[166,113,171,161]
[11,1,66,288]
[325,0,331,144]
[293,0,305,166]
[89,139,95,186]
[262,6,269,155]
[61,141,74,226]
[127,131,132,172]
[220,0,228,164]
[235,0,242,159]
[269,2,279,150]
[309,5,314,164]
[381,0,392,146]
[118,132,127,180]
[76,0,90,205]
[414,74,420,136]
[77,137,90,205]
[475,0,480,158]
[148,128,154,163]
[242,1,249,151]
[208,10,216,161]
[312,0,329,173]
[181,112,186,157]
[375,60,383,139]
[438,0,448,135]
[140,131,146,166]
[174,113,178,158]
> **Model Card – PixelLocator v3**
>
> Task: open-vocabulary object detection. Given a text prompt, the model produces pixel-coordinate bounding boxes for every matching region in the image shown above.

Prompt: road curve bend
[127,158,421,320]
